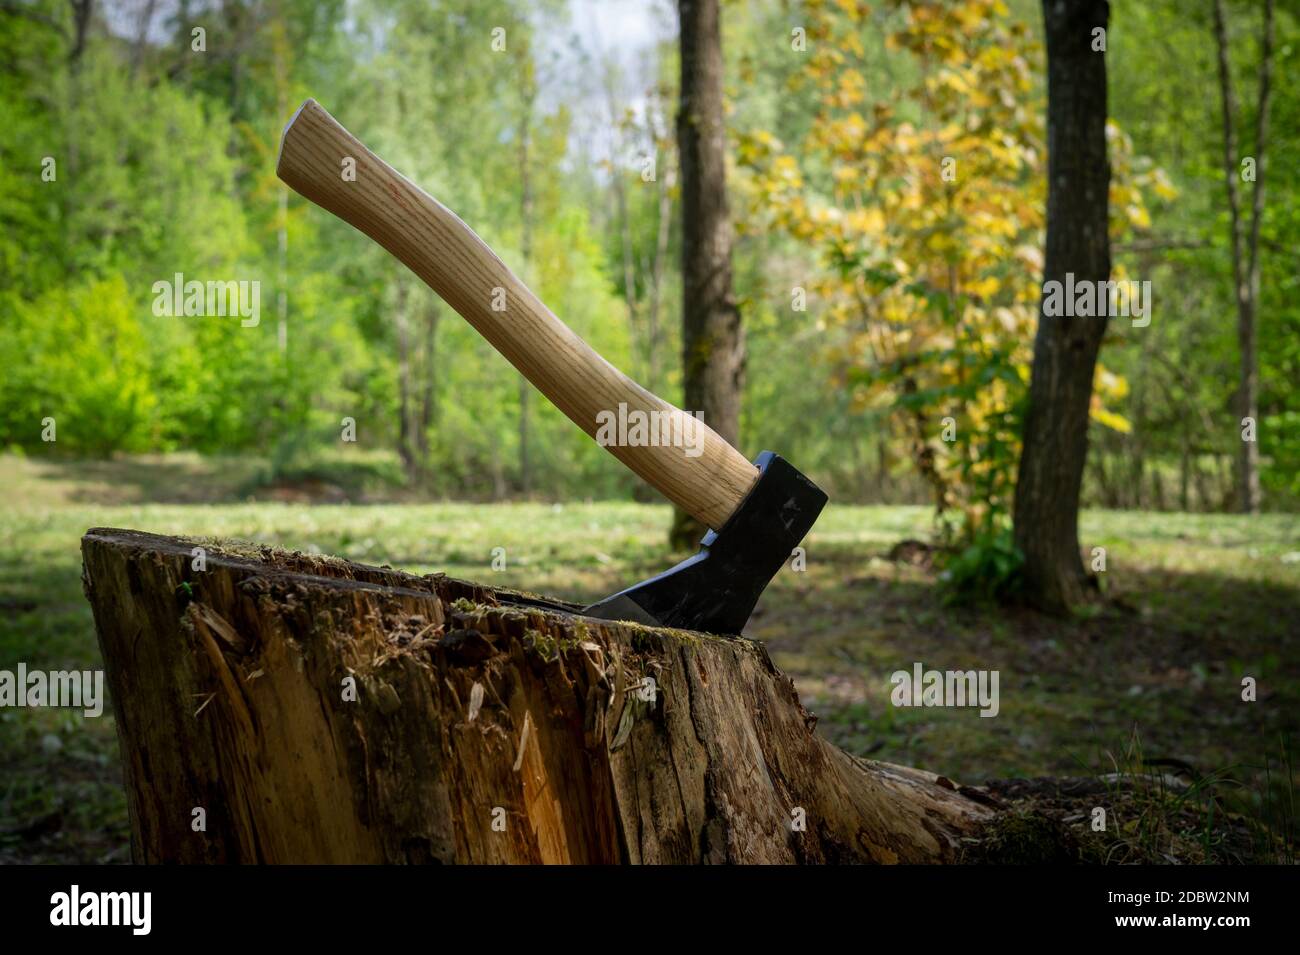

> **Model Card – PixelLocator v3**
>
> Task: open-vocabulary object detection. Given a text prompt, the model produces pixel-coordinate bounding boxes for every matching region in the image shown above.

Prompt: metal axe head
[584,452,827,635]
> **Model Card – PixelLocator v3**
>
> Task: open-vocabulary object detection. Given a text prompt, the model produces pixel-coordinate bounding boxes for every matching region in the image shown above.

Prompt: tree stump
[81,528,998,863]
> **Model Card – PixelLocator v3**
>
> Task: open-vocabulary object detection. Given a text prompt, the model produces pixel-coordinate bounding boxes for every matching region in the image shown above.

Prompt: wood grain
[83,528,996,863]
[276,99,757,530]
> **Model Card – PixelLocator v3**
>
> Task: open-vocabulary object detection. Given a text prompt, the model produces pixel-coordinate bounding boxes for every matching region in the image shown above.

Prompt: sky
[100,0,678,172]
[547,0,677,171]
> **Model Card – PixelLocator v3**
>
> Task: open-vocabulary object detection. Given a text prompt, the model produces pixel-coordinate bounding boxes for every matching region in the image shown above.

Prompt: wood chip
[512,711,533,772]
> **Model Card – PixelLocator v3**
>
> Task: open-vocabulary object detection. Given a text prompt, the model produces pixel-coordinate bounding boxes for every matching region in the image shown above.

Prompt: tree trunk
[1180,442,1190,512]
[81,528,997,864]
[394,278,420,482]
[647,98,675,395]
[516,47,537,497]
[130,0,157,78]
[672,0,745,550]
[69,0,94,66]
[1212,0,1272,515]
[417,305,439,458]
[1012,0,1111,615]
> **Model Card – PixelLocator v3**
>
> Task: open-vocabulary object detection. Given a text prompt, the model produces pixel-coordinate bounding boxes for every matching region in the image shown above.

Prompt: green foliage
[0,0,633,500]
[936,519,1025,606]
[0,0,1295,513]
[1,277,156,452]
[1098,0,1300,509]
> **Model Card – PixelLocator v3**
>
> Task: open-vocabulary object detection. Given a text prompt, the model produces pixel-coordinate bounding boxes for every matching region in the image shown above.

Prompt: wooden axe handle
[276,99,756,530]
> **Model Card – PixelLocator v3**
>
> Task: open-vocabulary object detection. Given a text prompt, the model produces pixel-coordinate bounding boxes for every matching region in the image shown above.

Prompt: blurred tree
[514,28,538,496]
[1212,0,1274,514]
[1013,0,1112,614]
[672,0,744,549]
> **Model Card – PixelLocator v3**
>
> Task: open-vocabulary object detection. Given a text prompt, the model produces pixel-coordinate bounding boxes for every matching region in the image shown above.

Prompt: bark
[615,165,639,366]
[276,187,288,354]
[1180,443,1190,513]
[130,0,156,77]
[516,49,537,497]
[1212,0,1272,514]
[672,0,744,549]
[600,58,643,382]
[1195,457,1214,512]
[68,0,93,66]
[647,100,675,394]
[394,278,420,481]
[418,304,440,456]
[81,528,997,864]
[1012,0,1111,615]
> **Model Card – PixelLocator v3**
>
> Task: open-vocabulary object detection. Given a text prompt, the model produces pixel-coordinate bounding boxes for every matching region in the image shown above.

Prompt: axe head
[583,452,827,636]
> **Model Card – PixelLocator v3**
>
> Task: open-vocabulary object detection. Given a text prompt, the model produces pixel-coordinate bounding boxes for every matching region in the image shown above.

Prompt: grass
[1,452,1297,862]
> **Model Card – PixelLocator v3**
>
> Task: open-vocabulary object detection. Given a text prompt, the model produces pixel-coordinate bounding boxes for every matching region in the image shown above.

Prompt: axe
[276,100,826,635]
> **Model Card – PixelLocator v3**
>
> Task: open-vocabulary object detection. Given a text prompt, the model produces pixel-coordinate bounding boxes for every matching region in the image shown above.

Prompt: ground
[1,453,1296,863]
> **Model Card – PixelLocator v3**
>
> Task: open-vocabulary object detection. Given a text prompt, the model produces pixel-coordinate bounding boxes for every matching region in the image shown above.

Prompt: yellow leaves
[1095,366,1129,400]
[925,231,960,257]
[836,69,868,107]
[968,206,1021,239]
[896,188,926,213]
[772,154,803,184]
[1110,180,1151,235]
[841,31,866,59]
[936,122,963,145]
[975,44,1012,71]
[1014,243,1043,275]
[882,120,919,155]
[955,0,996,30]
[1150,167,1178,201]
[735,129,781,166]
[993,307,1020,334]
[741,0,1157,523]
[812,204,843,229]
[935,69,973,97]
[787,197,820,242]
[846,206,886,235]
[1126,202,1151,230]
[1091,408,1132,434]
[837,111,870,144]
[1090,366,1130,432]
[834,0,870,21]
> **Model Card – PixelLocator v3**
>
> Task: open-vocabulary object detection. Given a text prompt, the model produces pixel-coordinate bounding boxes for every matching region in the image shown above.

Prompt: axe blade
[584,452,827,635]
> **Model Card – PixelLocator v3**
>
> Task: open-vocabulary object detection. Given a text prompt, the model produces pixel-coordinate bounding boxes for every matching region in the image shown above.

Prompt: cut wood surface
[82,528,998,863]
